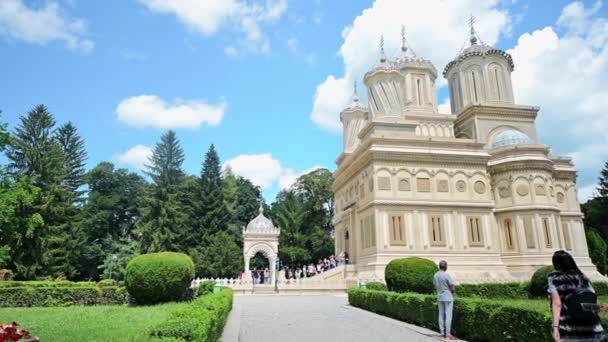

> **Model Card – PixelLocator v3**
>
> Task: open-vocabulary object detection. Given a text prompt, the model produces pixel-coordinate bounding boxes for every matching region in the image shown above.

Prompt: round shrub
[385,257,438,294]
[365,281,387,291]
[125,252,195,304]
[529,265,554,297]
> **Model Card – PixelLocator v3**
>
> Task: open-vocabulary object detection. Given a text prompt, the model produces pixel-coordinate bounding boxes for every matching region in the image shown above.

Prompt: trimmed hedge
[125,252,195,305]
[530,266,554,298]
[349,288,552,341]
[0,280,96,288]
[148,288,234,342]
[366,281,388,291]
[455,282,529,299]
[0,286,126,307]
[385,257,438,294]
[193,280,216,298]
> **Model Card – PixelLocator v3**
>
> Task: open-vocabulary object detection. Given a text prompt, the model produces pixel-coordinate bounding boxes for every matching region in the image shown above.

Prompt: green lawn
[0,303,187,342]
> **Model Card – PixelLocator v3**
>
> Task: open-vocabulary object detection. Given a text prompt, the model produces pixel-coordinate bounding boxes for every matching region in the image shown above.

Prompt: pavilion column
[244,255,251,281]
[269,256,276,284]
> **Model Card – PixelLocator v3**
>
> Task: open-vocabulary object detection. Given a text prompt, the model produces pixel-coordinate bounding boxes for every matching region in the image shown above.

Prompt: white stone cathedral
[332,25,600,282]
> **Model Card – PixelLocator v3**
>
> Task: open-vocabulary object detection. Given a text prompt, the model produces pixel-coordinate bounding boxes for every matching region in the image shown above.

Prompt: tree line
[582,160,608,275]
[0,105,334,281]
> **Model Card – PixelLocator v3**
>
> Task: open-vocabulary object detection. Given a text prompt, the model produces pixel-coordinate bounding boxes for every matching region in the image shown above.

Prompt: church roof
[245,204,278,234]
[341,81,368,115]
[442,18,514,77]
[492,129,533,148]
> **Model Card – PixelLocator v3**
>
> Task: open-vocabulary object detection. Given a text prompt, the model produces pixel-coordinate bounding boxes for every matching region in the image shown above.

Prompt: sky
[1,0,607,202]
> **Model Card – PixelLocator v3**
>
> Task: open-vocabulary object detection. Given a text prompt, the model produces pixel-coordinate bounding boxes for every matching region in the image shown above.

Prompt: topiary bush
[194,280,216,298]
[385,257,438,294]
[529,265,554,298]
[125,252,195,305]
[365,281,388,291]
[586,229,608,275]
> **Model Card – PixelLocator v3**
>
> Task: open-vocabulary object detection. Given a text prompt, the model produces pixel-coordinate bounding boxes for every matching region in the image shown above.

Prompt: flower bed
[0,322,38,341]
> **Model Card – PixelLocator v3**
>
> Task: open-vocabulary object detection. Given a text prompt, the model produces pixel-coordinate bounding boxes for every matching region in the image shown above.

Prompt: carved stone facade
[333,29,599,282]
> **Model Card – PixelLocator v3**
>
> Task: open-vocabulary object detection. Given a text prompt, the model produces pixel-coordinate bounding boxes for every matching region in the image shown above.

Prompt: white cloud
[223,153,323,190]
[138,0,287,56]
[508,1,608,198]
[116,95,226,129]
[438,98,451,115]
[310,0,511,133]
[278,165,323,190]
[116,145,153,170]
[0,0,94,53]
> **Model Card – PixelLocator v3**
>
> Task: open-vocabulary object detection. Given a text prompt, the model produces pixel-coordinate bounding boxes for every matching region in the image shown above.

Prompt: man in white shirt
[433,260,456,340]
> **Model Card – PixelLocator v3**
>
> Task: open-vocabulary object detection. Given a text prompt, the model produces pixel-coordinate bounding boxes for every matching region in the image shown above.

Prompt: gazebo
[243,204,280,284]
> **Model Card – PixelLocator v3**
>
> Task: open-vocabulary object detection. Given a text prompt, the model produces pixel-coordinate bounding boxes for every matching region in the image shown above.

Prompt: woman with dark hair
[548,250,603,341]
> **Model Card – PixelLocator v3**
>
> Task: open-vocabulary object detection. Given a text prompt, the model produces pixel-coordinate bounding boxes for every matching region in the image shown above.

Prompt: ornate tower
[340,82,368,154]
[363,30,438,120]
[444,16,515,114]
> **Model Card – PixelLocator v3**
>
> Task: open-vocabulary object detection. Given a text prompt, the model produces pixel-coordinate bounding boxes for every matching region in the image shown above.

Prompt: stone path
[221,295,459,342]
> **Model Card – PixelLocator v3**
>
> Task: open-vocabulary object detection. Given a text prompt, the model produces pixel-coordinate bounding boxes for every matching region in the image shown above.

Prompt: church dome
[245,205,277,234]
[492,129,533,148]
[442,20,514,78]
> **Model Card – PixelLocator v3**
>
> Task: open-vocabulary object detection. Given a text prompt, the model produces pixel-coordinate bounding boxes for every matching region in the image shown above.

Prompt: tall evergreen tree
[137,131,187,253]
[5,105,82,279]
[55,122,87,197]
[197,144,229,240]
[598,161,608,198]
[6,105,65,186]
[0,110,9,151]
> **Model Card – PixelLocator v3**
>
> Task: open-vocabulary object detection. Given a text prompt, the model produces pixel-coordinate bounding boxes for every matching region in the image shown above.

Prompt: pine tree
[0,110,9,151]
[55,122,87,199]
[598,161,608,198]
[5,105,82,279]
[6,105,65,186]
[137,131,187,253]
[197,144,229,241]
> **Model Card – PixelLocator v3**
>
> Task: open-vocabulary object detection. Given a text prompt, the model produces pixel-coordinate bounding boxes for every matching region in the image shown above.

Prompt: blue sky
[1,0,607,202]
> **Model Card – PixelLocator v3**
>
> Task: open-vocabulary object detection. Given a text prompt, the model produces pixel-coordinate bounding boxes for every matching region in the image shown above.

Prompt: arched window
[504,219,514,250]
[417,79,422,106]
[472,71,479,103]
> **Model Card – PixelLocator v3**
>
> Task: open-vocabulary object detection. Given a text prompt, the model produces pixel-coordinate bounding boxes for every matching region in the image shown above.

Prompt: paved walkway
[221,295,458,342]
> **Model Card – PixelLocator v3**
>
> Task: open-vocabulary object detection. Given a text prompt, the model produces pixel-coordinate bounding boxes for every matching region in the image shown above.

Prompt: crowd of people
[282,252,349,280]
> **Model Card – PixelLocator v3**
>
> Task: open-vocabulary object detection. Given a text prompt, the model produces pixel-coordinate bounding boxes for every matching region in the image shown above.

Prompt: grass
[0,303,187,342]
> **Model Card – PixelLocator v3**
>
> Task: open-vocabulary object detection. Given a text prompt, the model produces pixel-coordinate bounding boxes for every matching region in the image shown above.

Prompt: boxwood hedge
[349,288,553,341]
[0,286,126,307]
[385,257,438,294]
[125,252,195,305]
[148,288,234,342]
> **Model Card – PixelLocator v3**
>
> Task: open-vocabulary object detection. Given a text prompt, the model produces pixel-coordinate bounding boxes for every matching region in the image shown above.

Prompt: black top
[547,271,604,340]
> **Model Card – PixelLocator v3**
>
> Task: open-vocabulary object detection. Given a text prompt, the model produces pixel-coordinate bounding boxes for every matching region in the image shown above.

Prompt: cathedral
[332,24,599,282]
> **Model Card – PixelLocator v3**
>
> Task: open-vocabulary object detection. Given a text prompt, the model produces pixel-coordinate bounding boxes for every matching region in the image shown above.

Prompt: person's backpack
[564,287,601,323]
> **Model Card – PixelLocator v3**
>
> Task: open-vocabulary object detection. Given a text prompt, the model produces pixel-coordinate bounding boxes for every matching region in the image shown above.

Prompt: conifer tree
[598,161,608,198]
[6,105,65,186]
[197,144,229,240]
[55,122,87,198]
[0,111,9,151]
[137,131,187,253]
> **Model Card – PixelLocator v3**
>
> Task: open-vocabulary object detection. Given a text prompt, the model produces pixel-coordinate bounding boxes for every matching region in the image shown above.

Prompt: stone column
[244,255,251,282]
[269,256,276,284]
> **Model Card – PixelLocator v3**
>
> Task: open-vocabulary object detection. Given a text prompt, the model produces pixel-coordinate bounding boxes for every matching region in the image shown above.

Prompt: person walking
[433,260,456,340]
[548,250,604,342]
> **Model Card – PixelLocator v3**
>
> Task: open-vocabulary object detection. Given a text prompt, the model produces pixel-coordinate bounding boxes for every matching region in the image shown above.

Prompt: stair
[252,284,276,294]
